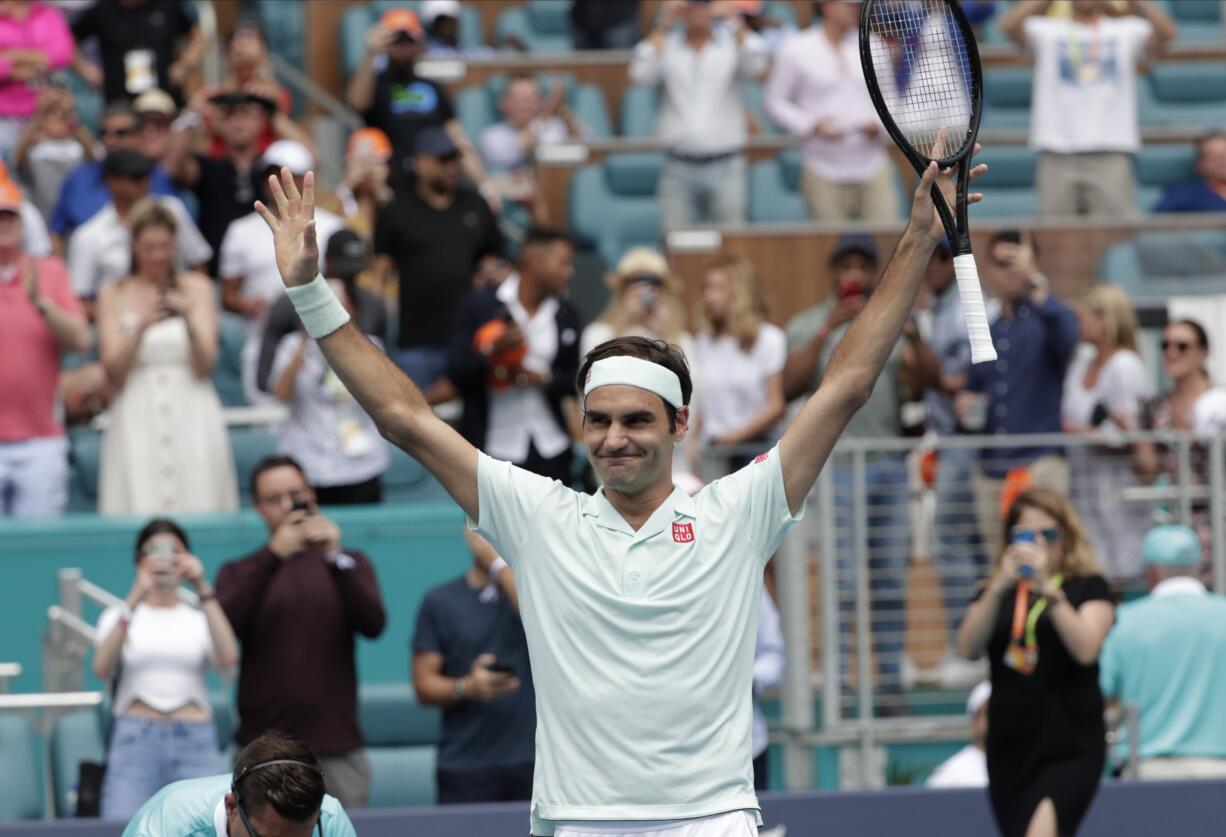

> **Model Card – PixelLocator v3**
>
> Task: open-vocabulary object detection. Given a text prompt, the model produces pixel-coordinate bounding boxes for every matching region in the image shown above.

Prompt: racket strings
[868,0,974,160]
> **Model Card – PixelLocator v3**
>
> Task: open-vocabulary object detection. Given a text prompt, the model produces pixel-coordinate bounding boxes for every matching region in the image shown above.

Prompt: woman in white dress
[97,200,238,515]
[1062,284,1151,580]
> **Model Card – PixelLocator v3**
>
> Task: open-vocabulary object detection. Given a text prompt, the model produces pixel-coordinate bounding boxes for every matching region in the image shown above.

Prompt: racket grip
[953,254,997,365]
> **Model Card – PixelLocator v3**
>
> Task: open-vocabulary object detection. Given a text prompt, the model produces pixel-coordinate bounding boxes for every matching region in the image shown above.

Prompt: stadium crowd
[0,0,1225,834]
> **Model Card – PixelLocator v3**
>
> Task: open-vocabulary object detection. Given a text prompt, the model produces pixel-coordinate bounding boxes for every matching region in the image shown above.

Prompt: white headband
[583,356,684,408]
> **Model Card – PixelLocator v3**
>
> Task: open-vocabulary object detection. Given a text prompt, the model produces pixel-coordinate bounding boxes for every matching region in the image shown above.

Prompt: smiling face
[1161,321,1208,383]
[584,385,688,496]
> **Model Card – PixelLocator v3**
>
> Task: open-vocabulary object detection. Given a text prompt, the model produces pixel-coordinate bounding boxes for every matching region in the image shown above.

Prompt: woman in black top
[956,488,1116,837]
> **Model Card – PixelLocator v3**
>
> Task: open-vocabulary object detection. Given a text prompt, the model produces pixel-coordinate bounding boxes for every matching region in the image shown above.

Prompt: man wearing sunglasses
[121,731,355,837]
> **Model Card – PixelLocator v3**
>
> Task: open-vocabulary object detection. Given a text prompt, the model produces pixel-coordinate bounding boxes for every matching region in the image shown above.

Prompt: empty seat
[570,153,664,268]
[1099,231,1226,298]
[340,1,485,77]
[0,714,40,821]
[360,682,441,807]
[228,426,280,507]
[382,446,449,504]
[971,146,1038,219]
[620,83,657,137]
[1141,63,1226,127]
[495,0,574,52]
[1135,143,1197,210]
[981,66,1032,131]
[458,73,611,152]
[748,151,809,223]
[67,427,103,513]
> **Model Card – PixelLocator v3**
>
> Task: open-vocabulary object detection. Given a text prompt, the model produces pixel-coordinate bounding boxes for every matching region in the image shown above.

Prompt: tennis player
[255,145,984,836]
[121,731,355,837]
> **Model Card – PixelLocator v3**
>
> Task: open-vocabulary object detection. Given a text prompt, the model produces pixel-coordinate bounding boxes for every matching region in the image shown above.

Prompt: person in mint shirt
[1100,524,1226,780]
[122,731,355,837]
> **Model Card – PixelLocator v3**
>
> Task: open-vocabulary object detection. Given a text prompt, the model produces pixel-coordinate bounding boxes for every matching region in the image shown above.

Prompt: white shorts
[554,811,759,837]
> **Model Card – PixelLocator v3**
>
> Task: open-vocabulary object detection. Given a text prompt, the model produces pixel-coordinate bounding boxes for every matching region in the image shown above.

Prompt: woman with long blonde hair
[690,254,786,471]
[957,489,1115,837]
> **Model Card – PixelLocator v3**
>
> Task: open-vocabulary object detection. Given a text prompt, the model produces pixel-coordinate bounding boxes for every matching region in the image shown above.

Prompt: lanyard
[1011,573,1065,650]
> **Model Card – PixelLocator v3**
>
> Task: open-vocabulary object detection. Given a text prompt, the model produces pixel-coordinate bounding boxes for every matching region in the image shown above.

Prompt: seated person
[1155,131,1226,213]
[927,682,990,788]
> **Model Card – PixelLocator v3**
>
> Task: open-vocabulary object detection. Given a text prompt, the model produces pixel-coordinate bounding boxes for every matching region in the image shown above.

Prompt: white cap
[421,0,462,26]
[261,140,315,175]
[967,681,991,717]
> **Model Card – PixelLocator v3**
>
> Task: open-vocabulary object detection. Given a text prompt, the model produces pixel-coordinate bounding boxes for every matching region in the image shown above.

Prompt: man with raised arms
[254,139,985,837]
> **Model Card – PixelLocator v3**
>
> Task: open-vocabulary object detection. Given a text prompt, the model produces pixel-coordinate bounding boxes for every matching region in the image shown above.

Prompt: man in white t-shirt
[1000,0,1176,218]
[256,144,984,835]
[927,681,990,788]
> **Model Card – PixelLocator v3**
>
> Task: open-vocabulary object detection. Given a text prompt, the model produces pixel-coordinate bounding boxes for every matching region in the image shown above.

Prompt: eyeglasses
[102,126,136,139]
[1011,526,1061,543]
[1161,339,1195,354]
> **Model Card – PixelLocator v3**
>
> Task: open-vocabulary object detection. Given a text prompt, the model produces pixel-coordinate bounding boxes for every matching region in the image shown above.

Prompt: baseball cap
[966,681,991,717]
[421,0,462,26]
[0,178,23,213]
[412,126,459,158]
[103,149,155,179]
[261,140,315,175]
[210,89,277,112]
[347,127,393,161]
[1142,524,1201,566]
[133,88,176,119]
[381,8,424,41]
[829,232,879,266]
[324,229,368,278]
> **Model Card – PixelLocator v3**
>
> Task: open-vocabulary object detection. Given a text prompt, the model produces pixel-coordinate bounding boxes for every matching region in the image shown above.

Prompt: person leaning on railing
[956,489,1115,837]
[92,518,239,822]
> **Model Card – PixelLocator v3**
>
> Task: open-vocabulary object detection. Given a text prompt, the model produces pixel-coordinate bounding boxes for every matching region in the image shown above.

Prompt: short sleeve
[755,324,787,377]
[1021,16,1060,52]
[36,258,83,314]
[410,592,443,654]
[471,453,565,567]
[705,444,803,560]
[1121,17,1154,60]
[1069,574,1112,608]
[1100,351,1151,426]
[1098,623,1121,699]
[96,606,120,644]
[435,83,456,122]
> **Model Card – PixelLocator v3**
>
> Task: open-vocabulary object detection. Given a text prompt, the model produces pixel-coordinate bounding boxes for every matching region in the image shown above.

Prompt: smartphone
[487,662,515,675]
[291,499,312,515]
[145,537,178,590]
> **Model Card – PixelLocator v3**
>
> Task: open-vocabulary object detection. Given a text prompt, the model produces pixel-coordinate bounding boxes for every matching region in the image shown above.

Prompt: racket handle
[953,254,997,365]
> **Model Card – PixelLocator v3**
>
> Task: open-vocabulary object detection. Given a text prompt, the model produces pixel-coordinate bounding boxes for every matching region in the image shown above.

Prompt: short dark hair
[250,455,308,499]
[522,226,572,251]
[988,229,1041,259]
[576,336,693,432]
[134,518,189,563]
[1170,318,1210,351]
[232,732,325,822]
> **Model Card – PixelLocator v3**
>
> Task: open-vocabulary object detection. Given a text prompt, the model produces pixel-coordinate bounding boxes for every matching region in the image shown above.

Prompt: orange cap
[380,8,423,37]
[347,127,393,161]
[733,0,763,13]
[0,178,24,213]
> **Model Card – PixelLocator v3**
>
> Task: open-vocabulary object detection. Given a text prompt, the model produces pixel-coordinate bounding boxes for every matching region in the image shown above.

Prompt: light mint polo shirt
[472,445,802,835]
[121,774,355,837]
[1099,577,1226,760]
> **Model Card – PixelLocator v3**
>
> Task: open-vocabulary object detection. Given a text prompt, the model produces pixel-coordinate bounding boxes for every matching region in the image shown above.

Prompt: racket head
[859,0,984,171]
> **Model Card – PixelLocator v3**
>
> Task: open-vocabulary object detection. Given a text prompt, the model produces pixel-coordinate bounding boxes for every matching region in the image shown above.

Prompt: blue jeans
[833,456,910,700]
[659,154,747,230]
[393,344,449,391]
[100,716,223,821]
[932,446,986,642]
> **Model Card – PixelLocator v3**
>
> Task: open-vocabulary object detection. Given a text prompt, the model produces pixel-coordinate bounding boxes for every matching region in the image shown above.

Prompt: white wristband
[490,557,508,584]
[286,274,350,339]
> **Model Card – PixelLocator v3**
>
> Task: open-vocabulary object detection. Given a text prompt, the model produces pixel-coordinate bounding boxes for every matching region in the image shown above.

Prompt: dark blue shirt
[1154,180,1226,214]
[411,575,535,770]
[49,161,180,237]
[966,295,1080,478]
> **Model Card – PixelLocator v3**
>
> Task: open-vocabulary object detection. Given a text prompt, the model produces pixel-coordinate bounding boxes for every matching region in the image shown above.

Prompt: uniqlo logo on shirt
[672,521,694,543]
[753,451,769,464]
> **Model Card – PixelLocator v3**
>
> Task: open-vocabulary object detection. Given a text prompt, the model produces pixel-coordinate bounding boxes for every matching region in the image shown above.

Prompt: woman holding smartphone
[956,489,1115,837]
[92,518,239,821]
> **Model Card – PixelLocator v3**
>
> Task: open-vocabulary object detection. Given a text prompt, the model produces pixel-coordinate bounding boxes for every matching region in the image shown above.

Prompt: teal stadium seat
[570,153,663,268]
[981,67,1032,132]
[1168,0,1223,42]
[1099,231,1226,298]
[341,1,486,77]
[971,145,1038,219]
[228,425,280,507]
[359,682,441,807]
[1134,143,1196,211]
[382,446,449,504]
[213,312,248,409]
[1141,63,1226,127]
[748,150,808,222]
[458,73,611,152]
[742,82,777,137]
[495,0,574,52]
[0,715,40,821]
[67,427,102,513]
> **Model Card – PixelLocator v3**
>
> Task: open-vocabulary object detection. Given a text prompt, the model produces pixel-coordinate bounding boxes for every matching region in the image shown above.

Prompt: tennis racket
[859,0,995,364]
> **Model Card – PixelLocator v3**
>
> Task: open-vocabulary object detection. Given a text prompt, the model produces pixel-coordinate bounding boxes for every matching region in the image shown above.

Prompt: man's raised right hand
[255,167,319,288]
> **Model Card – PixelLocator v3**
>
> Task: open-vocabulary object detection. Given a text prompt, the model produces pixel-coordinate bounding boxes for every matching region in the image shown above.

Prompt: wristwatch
[453,676,467,700]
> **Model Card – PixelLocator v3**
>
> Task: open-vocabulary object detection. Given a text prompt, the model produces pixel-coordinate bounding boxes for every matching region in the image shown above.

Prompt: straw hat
[606,247,681,296]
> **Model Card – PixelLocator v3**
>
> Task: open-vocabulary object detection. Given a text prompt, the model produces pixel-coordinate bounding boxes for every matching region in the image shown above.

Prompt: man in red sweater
[216,455,386,810]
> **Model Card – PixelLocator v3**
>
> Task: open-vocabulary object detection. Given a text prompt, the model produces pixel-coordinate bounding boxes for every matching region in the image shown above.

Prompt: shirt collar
[498,273,559,325]
[581,484,697,539]
[1151,576,1208,599]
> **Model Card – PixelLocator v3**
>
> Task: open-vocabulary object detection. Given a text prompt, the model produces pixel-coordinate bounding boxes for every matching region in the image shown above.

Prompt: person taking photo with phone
[92,518,239,821]
[411,528,535,804]
[215,456,386,810]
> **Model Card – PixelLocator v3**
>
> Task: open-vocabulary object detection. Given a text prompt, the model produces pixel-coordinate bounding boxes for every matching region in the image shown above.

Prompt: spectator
[67,149,211,301]
[751,587,785,791]
[218,140,344,405]
[419,0,489,58]
[0,1,72,156]
[958,231,1079,559]
[335,127,393,238]
[1100,524,1226,780]
[270,242,390,506]
[346,8,496,204]
[764,0,896,222]
[48,101,179,245]
[132,86,176,161]
[481,73,587,176]
[782,233,939,709]
[999,0,1176,218]
[255,230,389,404]
[570,0,640,50]
[216,456,386,810]
[629,0,767,229]
[1155,131,1226,213]
[735,0,796,53]
[412,529,535,803]
[448,227,581,484]
[926,681,991,788]
[1062,284,1151,580]
[95,199,237,515]
[0,178,90,517]
[374,127,503,395]
[691,254,786,468]
[70,0,204,105]
[13,81,94,219]
[956,488,1114,837]
[121,731,356,837]
[580,246,692,358]
[164,88,274,273]
[91,517,239,821]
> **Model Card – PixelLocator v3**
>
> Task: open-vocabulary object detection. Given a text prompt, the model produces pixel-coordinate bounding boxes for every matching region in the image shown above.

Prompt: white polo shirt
[471,444,802,835]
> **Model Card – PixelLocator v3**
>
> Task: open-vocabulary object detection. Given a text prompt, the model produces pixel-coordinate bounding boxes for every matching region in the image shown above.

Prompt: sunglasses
[1161,339,1196,354]
[102,126,137,138]
[1011,526,1061,543]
